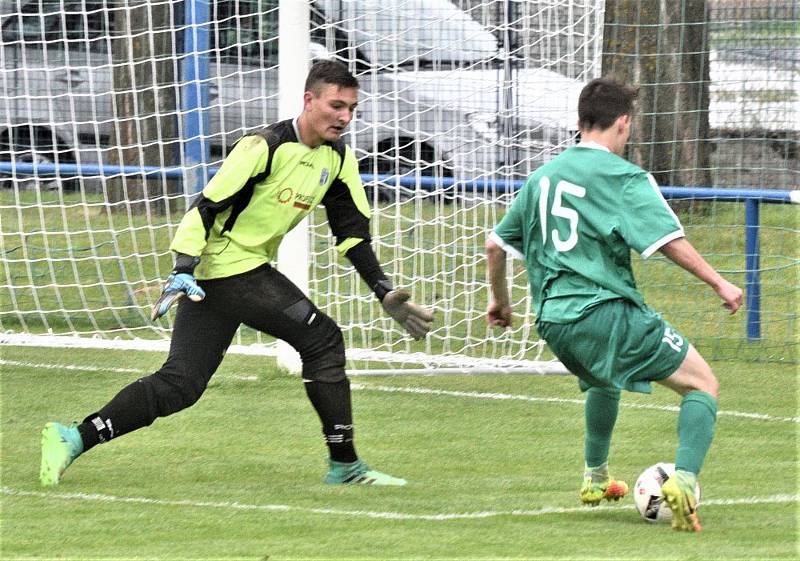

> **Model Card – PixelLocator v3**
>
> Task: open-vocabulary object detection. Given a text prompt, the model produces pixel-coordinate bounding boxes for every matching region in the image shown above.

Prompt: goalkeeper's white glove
[381,289,434,340]
[151,255,205,321]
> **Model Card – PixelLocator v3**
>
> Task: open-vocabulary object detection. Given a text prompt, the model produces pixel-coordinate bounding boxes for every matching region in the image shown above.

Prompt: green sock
[584,386,621,468]
[675,390,717,475]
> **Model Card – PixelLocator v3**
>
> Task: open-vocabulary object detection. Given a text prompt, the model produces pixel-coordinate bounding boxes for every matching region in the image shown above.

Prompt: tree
[107,0,177,214]
[602,0,712,189]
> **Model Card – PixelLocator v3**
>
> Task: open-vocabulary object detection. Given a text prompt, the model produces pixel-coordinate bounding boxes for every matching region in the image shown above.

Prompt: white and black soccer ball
[634,462,701,523]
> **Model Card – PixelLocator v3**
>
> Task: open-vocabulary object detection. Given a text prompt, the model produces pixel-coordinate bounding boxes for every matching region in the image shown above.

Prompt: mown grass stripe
[2,359,796,423]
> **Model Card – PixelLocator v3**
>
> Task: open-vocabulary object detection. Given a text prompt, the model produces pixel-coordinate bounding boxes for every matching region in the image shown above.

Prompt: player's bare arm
[485,238,513,328]
[658,237,743,314]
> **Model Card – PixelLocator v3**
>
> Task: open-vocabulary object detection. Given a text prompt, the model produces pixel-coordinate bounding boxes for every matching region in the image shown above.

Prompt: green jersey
[492,142,684,323]
[170,119,371,280]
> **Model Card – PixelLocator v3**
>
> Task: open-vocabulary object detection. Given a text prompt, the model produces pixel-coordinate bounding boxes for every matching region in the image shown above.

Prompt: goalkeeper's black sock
[76,378,158,452]
[76,420,101,452]
[304,379,358,463]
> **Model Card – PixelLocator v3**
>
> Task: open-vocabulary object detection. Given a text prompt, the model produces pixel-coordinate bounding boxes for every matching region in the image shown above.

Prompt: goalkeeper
[40,60,433,487]
[485,77,742,532]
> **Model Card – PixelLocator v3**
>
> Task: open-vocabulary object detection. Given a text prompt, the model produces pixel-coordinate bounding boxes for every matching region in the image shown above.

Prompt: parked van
[0,0,583,193]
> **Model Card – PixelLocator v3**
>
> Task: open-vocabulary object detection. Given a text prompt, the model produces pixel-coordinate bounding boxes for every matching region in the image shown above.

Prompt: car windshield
[321,0,499,64]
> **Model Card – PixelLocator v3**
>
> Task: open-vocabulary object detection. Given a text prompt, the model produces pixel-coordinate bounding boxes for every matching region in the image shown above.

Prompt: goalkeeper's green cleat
[40,422,84,486]
[661,470,702,532]
[324,459,407,486]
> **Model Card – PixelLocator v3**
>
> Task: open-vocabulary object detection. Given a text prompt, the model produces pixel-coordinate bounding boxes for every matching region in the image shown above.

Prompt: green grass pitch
[1,344,797,560]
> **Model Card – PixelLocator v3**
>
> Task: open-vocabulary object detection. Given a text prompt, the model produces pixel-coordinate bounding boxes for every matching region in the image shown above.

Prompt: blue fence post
[744,198,761,340]
[182,0,211,194]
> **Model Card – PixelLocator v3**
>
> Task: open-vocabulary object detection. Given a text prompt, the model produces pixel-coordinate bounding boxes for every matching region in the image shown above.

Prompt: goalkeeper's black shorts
[165,263,343,385]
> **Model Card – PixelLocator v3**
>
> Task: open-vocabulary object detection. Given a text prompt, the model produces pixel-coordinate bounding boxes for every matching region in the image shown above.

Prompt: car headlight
[467,112,499,143]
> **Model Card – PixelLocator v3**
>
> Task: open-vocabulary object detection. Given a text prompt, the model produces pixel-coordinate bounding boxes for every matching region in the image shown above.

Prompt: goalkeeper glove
[381,289,434,340]
[151,255,205,321]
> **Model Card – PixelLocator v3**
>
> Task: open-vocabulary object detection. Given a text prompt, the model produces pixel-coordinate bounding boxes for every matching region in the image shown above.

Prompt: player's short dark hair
[304,59,359,95]
[578,76,638,131]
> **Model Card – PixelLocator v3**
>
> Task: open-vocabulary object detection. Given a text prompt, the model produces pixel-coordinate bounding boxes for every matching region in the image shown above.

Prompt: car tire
[0,126,76,192]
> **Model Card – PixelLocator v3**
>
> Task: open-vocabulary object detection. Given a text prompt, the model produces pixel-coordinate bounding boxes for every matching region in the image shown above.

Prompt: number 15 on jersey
[538,177,586,252]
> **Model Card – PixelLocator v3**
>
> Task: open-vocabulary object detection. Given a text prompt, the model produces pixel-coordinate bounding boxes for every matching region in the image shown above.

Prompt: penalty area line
[350,383,800,424]
[2,487,797,522]
[0,359,259,381]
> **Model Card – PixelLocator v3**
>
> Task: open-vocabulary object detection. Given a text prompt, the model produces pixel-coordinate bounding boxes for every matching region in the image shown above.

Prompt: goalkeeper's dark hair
[305,59,359,95]
[578,76,639,131]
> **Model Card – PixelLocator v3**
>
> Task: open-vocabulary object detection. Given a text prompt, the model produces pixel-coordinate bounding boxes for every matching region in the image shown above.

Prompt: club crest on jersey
[319,168,329,185]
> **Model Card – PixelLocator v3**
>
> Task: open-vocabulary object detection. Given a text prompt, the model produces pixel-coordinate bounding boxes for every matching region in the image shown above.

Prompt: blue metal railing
[1,158,797,341]
[0,161,796,204]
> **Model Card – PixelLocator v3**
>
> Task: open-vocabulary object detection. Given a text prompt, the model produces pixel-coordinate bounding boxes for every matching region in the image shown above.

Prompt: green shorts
[536,299,690,394]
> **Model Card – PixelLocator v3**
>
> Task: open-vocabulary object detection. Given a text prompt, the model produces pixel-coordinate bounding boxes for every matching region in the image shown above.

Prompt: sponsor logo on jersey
[277,187,293,204]
[293,192,315,210]
[320,167,329,185]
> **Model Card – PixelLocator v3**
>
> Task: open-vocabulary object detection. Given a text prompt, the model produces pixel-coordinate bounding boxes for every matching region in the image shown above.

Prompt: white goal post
[0,0,609,375]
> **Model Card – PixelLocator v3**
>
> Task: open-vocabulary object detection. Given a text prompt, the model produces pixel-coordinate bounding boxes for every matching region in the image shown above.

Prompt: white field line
[2,359,797,424]
[351,383,800,424]
[0,360,258,381]
[1,487,797,522]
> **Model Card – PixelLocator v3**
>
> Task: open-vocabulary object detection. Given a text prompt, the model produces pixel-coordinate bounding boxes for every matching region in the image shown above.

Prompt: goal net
[1,1,797,371]
[0,0,603,373]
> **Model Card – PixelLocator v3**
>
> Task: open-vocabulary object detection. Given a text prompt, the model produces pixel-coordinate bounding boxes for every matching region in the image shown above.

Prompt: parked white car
[0,0,584,193]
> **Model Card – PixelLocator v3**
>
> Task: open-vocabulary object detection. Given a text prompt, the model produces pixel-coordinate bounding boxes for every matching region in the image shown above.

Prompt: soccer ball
[633,462,701,523]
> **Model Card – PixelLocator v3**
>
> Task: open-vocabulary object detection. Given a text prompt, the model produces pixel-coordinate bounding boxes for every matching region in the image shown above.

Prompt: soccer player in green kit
[485,77,742,532]
[40,60,433,487]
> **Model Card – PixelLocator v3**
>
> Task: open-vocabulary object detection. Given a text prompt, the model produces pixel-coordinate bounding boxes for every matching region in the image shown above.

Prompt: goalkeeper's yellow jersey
[170,118,371,280]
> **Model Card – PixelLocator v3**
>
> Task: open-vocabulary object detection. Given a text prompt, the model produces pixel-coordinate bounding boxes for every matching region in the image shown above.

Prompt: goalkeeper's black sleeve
[345,241,393,301]
[172,253,200,274]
